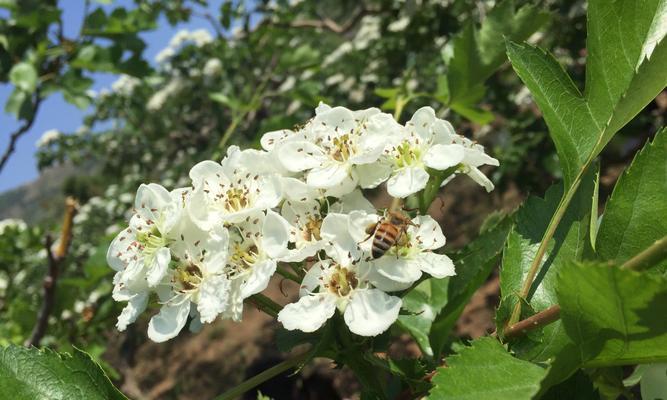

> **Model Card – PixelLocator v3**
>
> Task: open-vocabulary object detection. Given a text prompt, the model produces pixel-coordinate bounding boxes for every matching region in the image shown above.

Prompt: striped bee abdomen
[371,223,400,259]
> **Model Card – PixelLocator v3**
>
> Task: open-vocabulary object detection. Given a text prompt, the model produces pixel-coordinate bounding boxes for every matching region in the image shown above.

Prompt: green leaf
[9,62,38,93]
[541,370,598,400]
[429,337,547,400]
[557,262,667,367]
[4,88,33,120]
[506,0,667,185]
[444,0,549,121]
[0,345,127,400]
[497,168,596,389]
[398,215,513,357]
[597,129,667,271]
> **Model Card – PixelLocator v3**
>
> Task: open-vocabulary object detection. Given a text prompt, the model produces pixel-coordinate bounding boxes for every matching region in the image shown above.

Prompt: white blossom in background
[0,218,27,234]
[147,77,184,111]
[277,249,402,336]
[203,58,223,77]
[107,102,498,341]
[36,129,61,148]
[111,74,141,96]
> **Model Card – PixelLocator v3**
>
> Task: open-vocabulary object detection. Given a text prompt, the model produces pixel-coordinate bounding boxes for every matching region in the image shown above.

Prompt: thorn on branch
[24,197,78,347]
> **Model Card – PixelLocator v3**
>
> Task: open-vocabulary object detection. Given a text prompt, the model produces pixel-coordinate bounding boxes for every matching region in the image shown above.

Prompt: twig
[258,6,372,36]
[503,305,561,339]
[0,93,42,175]
[621,235,667,271]
[192,9,224,39]
[501,234,667,340]
[214,350,311,400]
[24,197,78,347]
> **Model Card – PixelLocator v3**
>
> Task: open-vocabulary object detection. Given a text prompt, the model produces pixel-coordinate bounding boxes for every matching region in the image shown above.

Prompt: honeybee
[366,211,415,259]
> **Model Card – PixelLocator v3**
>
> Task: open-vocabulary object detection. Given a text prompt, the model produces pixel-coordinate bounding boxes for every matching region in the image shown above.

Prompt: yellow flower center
[326,266,358,297]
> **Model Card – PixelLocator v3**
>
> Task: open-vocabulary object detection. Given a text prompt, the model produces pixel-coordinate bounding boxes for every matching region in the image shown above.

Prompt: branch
[24,197,78,347]
[214,350,311,400]
[501,235,667,340]
[503,305,561,339]
[0,93,42,175]
[621,235,667,271]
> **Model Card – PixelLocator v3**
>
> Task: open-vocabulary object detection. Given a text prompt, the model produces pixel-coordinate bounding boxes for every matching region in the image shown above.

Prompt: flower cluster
[107,104,497,341]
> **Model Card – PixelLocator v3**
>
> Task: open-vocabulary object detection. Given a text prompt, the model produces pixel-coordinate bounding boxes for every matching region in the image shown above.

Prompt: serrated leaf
[398,215,513,357]
[9,62,38,93]
[429,337,547,400]
[0,345,127,400]
[557,262,667,367]
[497,168,596,389]
[506,0,667,185]
[597,129,667,271]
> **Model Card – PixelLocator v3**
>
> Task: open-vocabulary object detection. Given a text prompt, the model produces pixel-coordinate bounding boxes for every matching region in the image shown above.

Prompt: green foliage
[557,261,667,367]
[506,0,667,185]
[429,337,547,400]
[398,214,513,358]
[597,129,667,270]
[8,62,37,93]
[498,168,596,357]
[444,0,549,122]
[0,345,126,400]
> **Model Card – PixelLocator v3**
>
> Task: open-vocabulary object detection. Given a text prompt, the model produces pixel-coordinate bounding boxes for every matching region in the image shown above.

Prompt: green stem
[508,171,584,326]
[394,96,407,121]
[247,293,282,318]
[622,234,667,271]
[214,351,311,400]
[275,266,301,282]
[217,114,243,151]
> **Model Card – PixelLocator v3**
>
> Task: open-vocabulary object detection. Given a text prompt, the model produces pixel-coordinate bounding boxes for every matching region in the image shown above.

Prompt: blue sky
[0,0,220,192]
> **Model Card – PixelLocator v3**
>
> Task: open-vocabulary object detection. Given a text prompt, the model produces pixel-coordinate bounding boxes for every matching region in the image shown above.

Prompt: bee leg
[358,222,378,244]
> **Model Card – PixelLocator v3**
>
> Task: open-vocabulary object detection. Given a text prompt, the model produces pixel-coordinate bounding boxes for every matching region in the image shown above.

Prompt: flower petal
[411,215,446,250]
[466,166,495,192]
[147,300,190,342]
[423,144,464,170]
[344,289,401,336]
[307,162,350,189]
[146,246,171,287]
[355,161,393,189]
[277,140,324,172]
[386,166,429,198]
[262,209,290,258]
[197,274,231,323]
[321,213,360,263]
[406,107,436,142]
[240,259,276,298]
[116,292,148,331]
[372,256,423,284]
[278,294,337,333]
[413,252,456,279]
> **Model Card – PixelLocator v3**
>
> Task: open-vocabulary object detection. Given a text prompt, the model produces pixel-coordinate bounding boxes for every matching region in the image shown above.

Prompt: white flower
[223,209,291,320]
[0,218,27,234]
[147,78,183,111]
[107,184,185,291]
[277,250,401,336]
[382,107,466,198]
[349,212,456,291]
[203,58,222,77]
[111,74,141,96]
[187,156,282,230]
[36,129,61,148]
[388,17,410,32]
[449,134,500,192]
[147,222,230,342]
[272,104,402,195]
